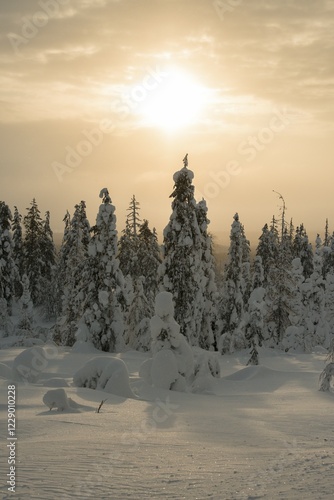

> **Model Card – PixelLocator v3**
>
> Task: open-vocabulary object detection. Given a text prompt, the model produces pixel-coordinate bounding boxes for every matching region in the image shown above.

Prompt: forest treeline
[1,158,333,362]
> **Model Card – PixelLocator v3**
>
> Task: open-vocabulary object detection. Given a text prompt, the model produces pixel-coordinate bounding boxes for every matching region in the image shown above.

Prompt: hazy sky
[1,0,334,245]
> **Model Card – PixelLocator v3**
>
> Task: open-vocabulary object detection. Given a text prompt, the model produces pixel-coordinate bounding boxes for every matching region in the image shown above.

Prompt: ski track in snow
[1,347,334,500]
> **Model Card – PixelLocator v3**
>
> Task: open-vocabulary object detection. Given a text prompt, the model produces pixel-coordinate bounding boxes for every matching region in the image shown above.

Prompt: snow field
[0,345,333,499]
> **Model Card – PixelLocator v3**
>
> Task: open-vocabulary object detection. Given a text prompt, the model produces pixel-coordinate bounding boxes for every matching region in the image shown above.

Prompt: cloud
[1,0,333,123]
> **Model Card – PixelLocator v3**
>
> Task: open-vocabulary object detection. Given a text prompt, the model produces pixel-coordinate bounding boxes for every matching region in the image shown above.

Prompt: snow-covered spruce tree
[240,222,252,307]
[246,289,266,365]
[159,156,206,347]
[118,200,161,350]
[54,202,91,346]
[265,225,294,346]
[252,255,264,290]
[195,199,218,350]
[77,189,125,352]
[0,201,17,314]
[127,194,141,236]
[118,195,142,280]
[54,210,71,318]
[246,261,267,364]
[323,233,334,279]
[39,211,57,318]
[286,241,330,352]
[293,224,314,279]
[124,276,151,351]
[325,269,334,337]
[12,206,24,297]
[118,220,140,280]
[218,213,248,354]
[137,219,161,307]
[256,221,280,286]
[23,199,45,304]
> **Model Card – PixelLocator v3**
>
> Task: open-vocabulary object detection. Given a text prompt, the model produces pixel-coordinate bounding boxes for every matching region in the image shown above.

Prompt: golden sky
[1,0,334,244]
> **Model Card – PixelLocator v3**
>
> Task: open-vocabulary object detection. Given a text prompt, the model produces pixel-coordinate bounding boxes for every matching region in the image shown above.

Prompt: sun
[137,69,209,131]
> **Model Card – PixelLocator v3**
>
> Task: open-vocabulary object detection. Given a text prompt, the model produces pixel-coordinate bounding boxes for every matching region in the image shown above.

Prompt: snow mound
[223,365,277,382]
[12,346,48,383]
[73,356,135,398]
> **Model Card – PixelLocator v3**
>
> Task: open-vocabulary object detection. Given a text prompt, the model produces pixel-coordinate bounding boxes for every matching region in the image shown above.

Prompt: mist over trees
[0,157,333,360]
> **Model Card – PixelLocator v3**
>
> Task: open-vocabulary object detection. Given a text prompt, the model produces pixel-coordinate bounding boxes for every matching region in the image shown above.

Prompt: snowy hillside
[1,344,333,500]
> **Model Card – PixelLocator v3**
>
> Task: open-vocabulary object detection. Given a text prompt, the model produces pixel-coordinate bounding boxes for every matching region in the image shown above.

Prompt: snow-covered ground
[1,345,333,500]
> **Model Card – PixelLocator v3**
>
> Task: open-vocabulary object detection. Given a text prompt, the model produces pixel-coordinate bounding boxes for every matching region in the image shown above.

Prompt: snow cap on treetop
[173,156,194,184]
[99,188,111,204]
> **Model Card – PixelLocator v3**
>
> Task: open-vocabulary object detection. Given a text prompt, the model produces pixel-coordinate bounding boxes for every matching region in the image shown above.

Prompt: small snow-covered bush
[73,356,135,398]
[43,388,71,411]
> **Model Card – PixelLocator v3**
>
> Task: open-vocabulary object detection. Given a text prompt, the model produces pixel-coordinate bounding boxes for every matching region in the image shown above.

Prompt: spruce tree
[293,224,314,279]
[218,213,248,353]
[124,277,151,351]
[39,211,57,317]
[252,256,264,290]
[12,206,24,297]
[246,256,266,358]
[55,201,91,346]
[0,201,16,313]
[23,199,44,304]
[118,195,143,280]
[137,219,161,308]
[323,234,334,278]
[246,287,266,345]
[54,210,71,318]
[256,221,279,286]
[196,199,218,350]
[127,194,141,236]
[159,156,204,346]
[266,227,294,346]
[77,189,125,352]
[118,220,140,279]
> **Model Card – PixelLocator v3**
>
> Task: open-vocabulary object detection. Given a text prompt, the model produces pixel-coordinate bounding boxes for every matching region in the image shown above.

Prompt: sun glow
[137,69,209,131]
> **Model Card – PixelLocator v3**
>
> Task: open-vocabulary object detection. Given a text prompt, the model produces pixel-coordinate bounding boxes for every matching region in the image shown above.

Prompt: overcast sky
[1,0,334,244]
